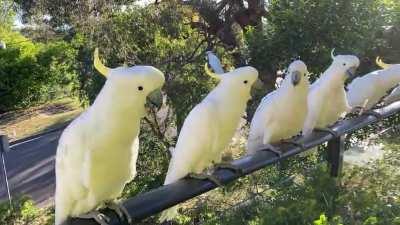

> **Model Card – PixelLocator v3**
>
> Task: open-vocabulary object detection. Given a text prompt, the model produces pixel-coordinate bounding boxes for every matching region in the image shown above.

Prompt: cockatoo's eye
[243,80,248,84]
[138,86,144,91]
[343,63,347,66]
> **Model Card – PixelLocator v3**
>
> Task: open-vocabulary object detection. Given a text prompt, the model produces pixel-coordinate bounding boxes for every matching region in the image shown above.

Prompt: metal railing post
[327,135,344,177]
[0,135,12,206]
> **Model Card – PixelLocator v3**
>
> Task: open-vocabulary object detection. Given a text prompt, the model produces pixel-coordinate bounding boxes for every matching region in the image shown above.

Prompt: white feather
[159,66,259,222]
[275,76,284,89]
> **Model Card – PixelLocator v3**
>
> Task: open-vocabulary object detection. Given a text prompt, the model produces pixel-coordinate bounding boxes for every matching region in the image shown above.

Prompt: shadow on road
[0,130,62,207]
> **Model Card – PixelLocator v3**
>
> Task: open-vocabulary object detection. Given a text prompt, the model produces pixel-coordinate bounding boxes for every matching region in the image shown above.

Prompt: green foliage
[0,0,16,28]
[246,0,393,82]
[243,0,400,119]
[198,137,400,225]
[0,27,79,112]
[313,214,344,225]
[122,125,171,198]
[0,196,53,225]
[75,3,221,131]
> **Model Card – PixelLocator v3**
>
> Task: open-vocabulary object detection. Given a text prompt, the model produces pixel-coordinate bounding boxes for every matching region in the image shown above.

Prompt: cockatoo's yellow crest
[376,57,392,69]
[204,63,221,80]
[94,48,110,77]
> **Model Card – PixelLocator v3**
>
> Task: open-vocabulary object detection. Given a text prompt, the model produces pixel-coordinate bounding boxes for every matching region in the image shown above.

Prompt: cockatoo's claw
[345,106,363,117]
[105,201,133,225]
[352,106,364,112]
[362,110,382,119]
[188,172,224,187]
[314,127,339,138]
[77,211,111,225]
[215,162,244,175]
[280,139,306,151]
[259,145,283,158]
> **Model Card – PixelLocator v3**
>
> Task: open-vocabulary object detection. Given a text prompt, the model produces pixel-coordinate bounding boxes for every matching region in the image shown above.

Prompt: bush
[0,28,79,113]
[0,196,53,225]
[199,137,400,225]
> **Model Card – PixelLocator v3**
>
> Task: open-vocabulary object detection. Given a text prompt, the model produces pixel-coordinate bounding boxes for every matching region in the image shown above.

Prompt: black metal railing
[62,101,400,225]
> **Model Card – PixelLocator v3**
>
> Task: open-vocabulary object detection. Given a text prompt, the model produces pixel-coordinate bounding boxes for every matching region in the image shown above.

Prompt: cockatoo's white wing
[207,52,225,74]
[129,137,139,180]
[159,102,217,222]
[348,65,400,109]
[55,119,90,225]
[247,92,277,154]
[346,72,380,109]
[164,101,217,184]
[384,85,400,104]
[302,87,324,136]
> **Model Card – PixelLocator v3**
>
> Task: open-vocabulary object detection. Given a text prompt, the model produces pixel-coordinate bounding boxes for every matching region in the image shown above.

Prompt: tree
[0,27,78,112]
[0,0,17,28]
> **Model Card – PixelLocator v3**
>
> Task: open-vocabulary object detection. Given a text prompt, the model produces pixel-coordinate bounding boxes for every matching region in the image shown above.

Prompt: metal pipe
[9,122,69,148]
[69,102,400,225]
[0,135,12,207]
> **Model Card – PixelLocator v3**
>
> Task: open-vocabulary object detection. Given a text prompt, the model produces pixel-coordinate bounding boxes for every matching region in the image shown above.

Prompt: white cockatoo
[247,60,309,155]
[383,85,400,105]
[55,48,165,225]
[159,64,259,222]
[206,51,225,74]
[347,57,400,110]
[302,50,360,136]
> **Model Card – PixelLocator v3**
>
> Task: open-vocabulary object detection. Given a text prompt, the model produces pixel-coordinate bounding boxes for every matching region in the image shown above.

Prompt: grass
[0,98,83,141]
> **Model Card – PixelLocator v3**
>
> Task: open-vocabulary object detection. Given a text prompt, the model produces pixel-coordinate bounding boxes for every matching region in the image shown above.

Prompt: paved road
[0,130,62,207]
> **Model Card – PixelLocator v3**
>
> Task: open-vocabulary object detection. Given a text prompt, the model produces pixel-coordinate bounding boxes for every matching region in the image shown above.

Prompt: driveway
[0,130,62,207]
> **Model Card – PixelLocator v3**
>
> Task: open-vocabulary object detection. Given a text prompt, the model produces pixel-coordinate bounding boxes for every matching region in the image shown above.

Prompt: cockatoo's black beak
[291,71,301,86]
[146,89,163,110]
[346,66,358,80]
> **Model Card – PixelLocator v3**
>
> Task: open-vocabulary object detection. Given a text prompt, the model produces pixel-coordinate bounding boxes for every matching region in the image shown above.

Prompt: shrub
[0,28,78,112]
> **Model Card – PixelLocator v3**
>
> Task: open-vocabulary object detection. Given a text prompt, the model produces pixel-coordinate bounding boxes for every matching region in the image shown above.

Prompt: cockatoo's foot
[188,172,223,187]
[215,162,244,175]
[105,201,132,225]
[346,106,365,118]
[259,144,282,158]
[362,110,382,119]
[314,127,339,138]
[77,210,110,225]
[279,139,305,150]
[351,106,364,114]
